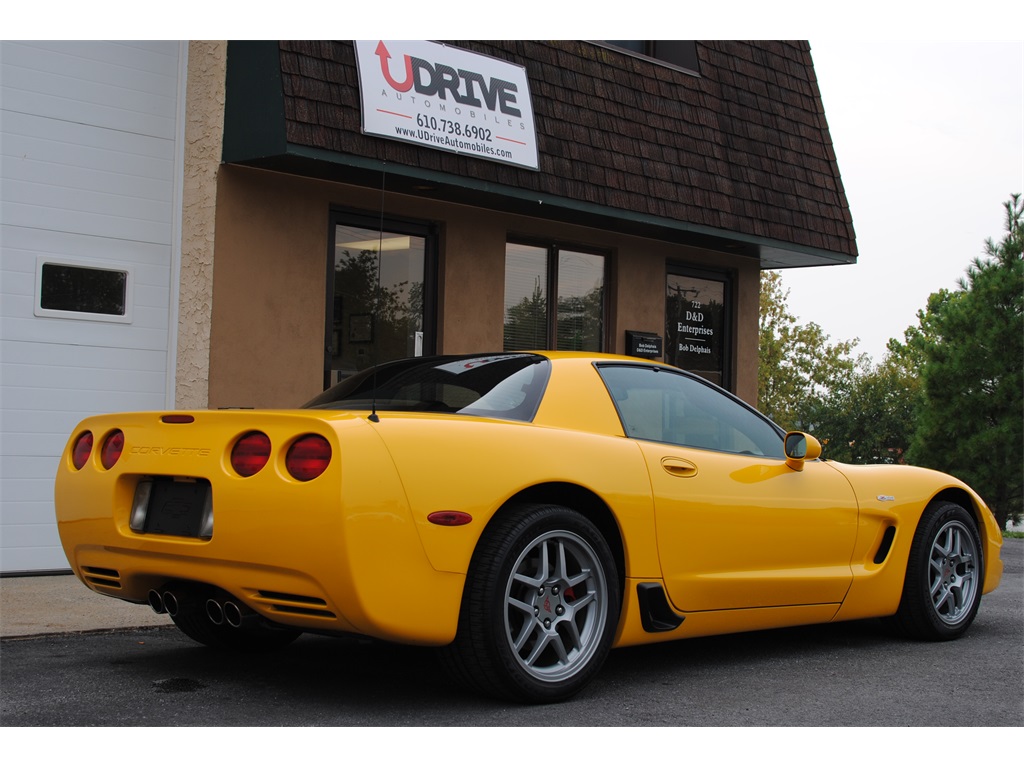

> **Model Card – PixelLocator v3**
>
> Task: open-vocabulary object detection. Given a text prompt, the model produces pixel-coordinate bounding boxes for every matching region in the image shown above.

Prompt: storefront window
[504,242,605,352]
[328,217,431,385]
[665,270,729,387]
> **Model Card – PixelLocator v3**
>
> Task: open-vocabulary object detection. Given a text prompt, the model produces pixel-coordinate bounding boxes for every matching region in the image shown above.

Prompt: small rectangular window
[504,241,605,352]
[503,244,549,350]
[597,41,700,76]
[556,250,604,351]
[35,258,132,323]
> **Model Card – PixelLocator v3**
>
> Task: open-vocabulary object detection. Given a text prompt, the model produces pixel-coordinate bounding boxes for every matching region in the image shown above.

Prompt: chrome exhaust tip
[147,590,166,614]
[206,598,224,626]
[223,601,244,628]
[162,591,179,617]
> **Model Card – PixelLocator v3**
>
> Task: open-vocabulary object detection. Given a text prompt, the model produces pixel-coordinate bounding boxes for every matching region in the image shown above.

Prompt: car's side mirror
[785,431,822,471]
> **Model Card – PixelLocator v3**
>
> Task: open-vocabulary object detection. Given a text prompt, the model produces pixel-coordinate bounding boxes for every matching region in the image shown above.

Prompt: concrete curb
[0,574,172,639]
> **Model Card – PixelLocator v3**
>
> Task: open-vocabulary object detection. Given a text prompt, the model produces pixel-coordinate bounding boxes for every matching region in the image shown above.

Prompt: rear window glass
[305,354,550,422]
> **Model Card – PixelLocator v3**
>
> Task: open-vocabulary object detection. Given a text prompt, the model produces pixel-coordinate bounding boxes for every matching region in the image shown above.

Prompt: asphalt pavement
[2,541,1021,728]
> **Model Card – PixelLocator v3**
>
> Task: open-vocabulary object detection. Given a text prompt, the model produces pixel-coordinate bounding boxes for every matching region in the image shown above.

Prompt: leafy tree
[814,339,920,464]
[335,248,422,366]
[556,285,604,351]
[503,283,605,351]
[504,283,548,350]
[758,271,859,430]
[906,194,1024,529]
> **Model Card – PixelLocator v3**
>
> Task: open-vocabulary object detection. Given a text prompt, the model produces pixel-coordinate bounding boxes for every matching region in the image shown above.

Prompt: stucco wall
[176,41,226,409]
[208,164,760,408]
[437,210,506,353]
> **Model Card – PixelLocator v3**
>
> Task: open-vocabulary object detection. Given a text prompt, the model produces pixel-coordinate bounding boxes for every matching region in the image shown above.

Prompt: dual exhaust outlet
[148,588,253,629]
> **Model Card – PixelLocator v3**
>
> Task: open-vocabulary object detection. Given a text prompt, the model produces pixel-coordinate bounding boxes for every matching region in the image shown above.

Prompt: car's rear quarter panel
[369,414,660,579]
[55,410,464,644]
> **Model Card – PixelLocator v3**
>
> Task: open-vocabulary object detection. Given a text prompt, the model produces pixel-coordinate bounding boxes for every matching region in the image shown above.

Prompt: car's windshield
[305,354,551,422]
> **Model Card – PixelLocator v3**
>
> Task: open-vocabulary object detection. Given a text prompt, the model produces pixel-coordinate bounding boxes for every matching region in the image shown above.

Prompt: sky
[784,40,1024,362]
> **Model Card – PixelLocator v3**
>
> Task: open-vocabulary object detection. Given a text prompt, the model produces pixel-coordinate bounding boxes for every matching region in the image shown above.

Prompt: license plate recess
[139,477,212,538]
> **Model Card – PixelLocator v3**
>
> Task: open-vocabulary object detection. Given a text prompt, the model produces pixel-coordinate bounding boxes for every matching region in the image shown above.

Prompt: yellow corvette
[55,352,1003,702]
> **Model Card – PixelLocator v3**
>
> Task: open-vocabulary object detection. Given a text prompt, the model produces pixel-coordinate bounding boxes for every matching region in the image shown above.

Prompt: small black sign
[626,330,663,359]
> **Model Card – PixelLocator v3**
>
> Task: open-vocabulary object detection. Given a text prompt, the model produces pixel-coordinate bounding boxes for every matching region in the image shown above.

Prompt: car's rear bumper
[54,411,465,645]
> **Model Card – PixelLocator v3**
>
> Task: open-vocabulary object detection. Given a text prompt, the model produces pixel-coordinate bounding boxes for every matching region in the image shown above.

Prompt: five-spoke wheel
[441,503,619,703]
[503,528,610,685]
[926,517,980,626]
[892,501,983,640]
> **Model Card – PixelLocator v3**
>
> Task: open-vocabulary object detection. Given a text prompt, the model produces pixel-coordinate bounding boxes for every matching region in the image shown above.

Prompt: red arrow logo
[375,41,413,92]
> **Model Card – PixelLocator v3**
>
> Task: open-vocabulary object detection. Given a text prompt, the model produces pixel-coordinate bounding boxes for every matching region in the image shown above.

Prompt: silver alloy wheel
[928,519,979,625]
[503,529,609,683]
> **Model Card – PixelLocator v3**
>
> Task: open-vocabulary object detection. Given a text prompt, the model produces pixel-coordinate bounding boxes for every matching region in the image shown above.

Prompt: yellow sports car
[55,352,1003,702]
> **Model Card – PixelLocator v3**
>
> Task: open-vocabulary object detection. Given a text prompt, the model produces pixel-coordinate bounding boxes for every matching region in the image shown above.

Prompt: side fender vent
[873,525,897,564]
[637,583,684,633]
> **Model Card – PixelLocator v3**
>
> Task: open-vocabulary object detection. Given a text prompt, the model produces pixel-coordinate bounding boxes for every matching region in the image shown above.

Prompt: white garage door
[1,41,185,572]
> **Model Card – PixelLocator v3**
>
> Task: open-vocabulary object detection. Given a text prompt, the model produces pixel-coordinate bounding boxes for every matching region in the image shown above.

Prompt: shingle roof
[271,40,856,261]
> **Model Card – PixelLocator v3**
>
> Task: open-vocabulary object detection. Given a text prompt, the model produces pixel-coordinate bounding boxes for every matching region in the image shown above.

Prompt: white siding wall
[1,41,185,572]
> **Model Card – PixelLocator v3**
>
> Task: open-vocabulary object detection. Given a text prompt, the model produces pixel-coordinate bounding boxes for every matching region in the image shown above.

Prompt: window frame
[33,255,134,324]
[503,237,609,353]
[592,41,701,77]
[325,208,438,388]
[595,361,785,458]
[665,263,733,390]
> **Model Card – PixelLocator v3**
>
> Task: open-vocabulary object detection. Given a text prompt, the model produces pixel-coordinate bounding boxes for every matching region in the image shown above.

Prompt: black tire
[891,501,983,640]
[170,603,301,652]
[440,503,620,703]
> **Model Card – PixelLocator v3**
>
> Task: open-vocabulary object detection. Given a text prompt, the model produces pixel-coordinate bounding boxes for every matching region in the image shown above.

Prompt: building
[1,41,187,572]
[0,40,856,573]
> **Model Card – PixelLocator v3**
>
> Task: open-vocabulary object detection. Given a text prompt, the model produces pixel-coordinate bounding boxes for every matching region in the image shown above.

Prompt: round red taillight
[72,432,93,470]
[231,431,271,477]
[101,430,124,469]
[285,435,331,481]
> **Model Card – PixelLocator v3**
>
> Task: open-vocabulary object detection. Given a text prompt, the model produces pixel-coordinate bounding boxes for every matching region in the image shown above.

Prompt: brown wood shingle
[272,40,856,259]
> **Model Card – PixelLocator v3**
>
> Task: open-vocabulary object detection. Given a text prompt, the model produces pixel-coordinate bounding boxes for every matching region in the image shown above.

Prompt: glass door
[326,214,433,386]
[665,269,730,388]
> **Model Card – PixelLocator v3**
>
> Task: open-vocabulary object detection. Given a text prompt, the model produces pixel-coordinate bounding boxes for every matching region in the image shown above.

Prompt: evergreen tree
[908,195,1024,529]
[504,284,548,350]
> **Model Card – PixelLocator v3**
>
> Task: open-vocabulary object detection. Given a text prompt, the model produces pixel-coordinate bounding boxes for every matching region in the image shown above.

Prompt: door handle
[662,457,698,478]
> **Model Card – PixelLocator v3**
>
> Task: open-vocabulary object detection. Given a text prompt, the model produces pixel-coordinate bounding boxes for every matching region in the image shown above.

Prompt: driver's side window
[598,365,784,458]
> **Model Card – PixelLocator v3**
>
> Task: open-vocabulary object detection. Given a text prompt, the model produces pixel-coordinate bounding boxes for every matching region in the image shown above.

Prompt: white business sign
[354,40,539,170]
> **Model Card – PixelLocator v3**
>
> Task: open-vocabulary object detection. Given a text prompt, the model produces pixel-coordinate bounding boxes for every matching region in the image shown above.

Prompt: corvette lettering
[131,446,211,457]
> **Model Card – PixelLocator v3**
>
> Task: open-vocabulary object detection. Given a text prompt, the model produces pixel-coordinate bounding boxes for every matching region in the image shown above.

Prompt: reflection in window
[331,224,425,379]
[504,242,605,352]
[503,244,548,350]
[307,353,549,422]
[666,272,727,387]
[598,364,784,458]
